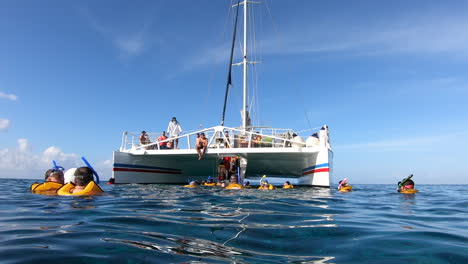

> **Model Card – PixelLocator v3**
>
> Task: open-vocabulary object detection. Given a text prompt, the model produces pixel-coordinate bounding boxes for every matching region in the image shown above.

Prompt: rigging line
[221,0,241,126]
[253,6,261,126]
[202,0,235,124]
[264,0,284,50]
[304,109,313,130]
[248,3,256,125]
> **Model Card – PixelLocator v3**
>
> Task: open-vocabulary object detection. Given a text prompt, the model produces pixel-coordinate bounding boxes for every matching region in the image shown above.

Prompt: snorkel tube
[338,178,348,190]
[81,157,100,184]
[260,175,267,185]
[52,160,65,172]
[398,174,413,188]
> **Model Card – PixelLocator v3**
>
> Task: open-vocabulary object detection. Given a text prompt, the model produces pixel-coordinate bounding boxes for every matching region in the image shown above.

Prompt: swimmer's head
[47,171,64,184]
[44,169,54,180]
[74,167,94,187]
[189,181,199,186]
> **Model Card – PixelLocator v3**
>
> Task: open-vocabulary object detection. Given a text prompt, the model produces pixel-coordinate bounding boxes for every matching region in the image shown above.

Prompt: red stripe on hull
[303,168,329,175]
[113,168,181,174]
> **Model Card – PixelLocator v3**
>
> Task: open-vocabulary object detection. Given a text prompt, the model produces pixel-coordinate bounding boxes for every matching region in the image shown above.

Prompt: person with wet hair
[44,169,64,184]
[72,167,94,194]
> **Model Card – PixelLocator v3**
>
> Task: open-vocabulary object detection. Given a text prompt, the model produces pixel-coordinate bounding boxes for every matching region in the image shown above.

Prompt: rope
[223,209,250,246]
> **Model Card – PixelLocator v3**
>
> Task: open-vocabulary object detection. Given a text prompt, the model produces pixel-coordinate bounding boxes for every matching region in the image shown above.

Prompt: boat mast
[242,0,248,131]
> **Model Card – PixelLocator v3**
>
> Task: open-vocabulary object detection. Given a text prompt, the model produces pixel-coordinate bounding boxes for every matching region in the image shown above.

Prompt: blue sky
[1,0,467,183]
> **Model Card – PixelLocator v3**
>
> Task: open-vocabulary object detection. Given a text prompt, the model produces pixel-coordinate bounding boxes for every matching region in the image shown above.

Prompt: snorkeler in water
[398,174,417,193]
[338,178,352,192]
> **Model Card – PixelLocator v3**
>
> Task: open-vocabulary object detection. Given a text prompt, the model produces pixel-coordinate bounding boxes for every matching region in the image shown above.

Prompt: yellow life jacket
[258,184,275,190]
[283,184,294,189]
[339,186,353,192]
[203,183,216,186]
[30,182,63,195]
[225,183,243,189]
[399,189,419,194]
[56,181,104,196]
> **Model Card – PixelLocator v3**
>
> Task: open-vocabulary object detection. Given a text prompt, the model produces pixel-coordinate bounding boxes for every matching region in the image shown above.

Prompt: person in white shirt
[167,117,182,149]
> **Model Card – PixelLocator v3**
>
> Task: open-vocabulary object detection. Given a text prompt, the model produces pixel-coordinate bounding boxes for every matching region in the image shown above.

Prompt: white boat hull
[112,147,332,187]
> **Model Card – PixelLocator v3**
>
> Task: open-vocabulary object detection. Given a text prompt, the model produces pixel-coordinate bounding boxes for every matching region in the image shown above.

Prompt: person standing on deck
[158,131,168,149]
[167,117,182,149]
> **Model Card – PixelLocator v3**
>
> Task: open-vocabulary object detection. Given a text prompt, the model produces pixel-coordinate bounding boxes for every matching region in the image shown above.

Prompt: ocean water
[1,179,467,264]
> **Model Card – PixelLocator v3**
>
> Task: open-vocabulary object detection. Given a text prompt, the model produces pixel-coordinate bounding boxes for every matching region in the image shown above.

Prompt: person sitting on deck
[72,167,94,194]
[224,131,230,148]
[139,131,151,149]
[158,131,168,149]
[196,133,208,160]
[306,133,320,147]
[253,132,262,147]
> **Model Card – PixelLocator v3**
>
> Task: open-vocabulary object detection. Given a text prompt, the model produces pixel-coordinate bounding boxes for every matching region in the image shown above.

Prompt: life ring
[339,186,353,192]
[283,184,294,189]
[30,182,63,195]
[399,189,418,194]
[225,183,243,189]
[56,181,104,196]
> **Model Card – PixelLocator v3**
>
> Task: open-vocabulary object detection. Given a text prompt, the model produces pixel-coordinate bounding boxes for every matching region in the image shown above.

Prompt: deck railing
[119,125,327,151]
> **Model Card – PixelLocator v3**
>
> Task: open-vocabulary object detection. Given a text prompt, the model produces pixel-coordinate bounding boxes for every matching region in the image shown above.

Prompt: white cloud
[334,132,467,152]
[266,11,468,58]
[190,10,468,68]
[0,138,111,180]
[100,159,113,168]
[0,119,9,132]
[78,7,155,58]
[0,92,17,101]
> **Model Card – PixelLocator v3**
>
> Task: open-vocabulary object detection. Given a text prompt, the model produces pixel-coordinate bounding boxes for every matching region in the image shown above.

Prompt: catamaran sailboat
[112,1,333,187]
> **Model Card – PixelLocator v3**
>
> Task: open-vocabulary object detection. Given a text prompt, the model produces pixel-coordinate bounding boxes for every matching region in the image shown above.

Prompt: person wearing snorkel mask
[44,169,64,184]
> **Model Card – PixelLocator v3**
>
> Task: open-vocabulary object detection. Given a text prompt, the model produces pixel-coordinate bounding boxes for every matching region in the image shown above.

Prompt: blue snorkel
[81,157,100,184]
[52,160,65,172]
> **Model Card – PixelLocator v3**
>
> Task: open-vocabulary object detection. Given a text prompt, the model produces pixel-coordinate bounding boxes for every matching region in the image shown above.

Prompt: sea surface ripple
[1,179,467,263]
